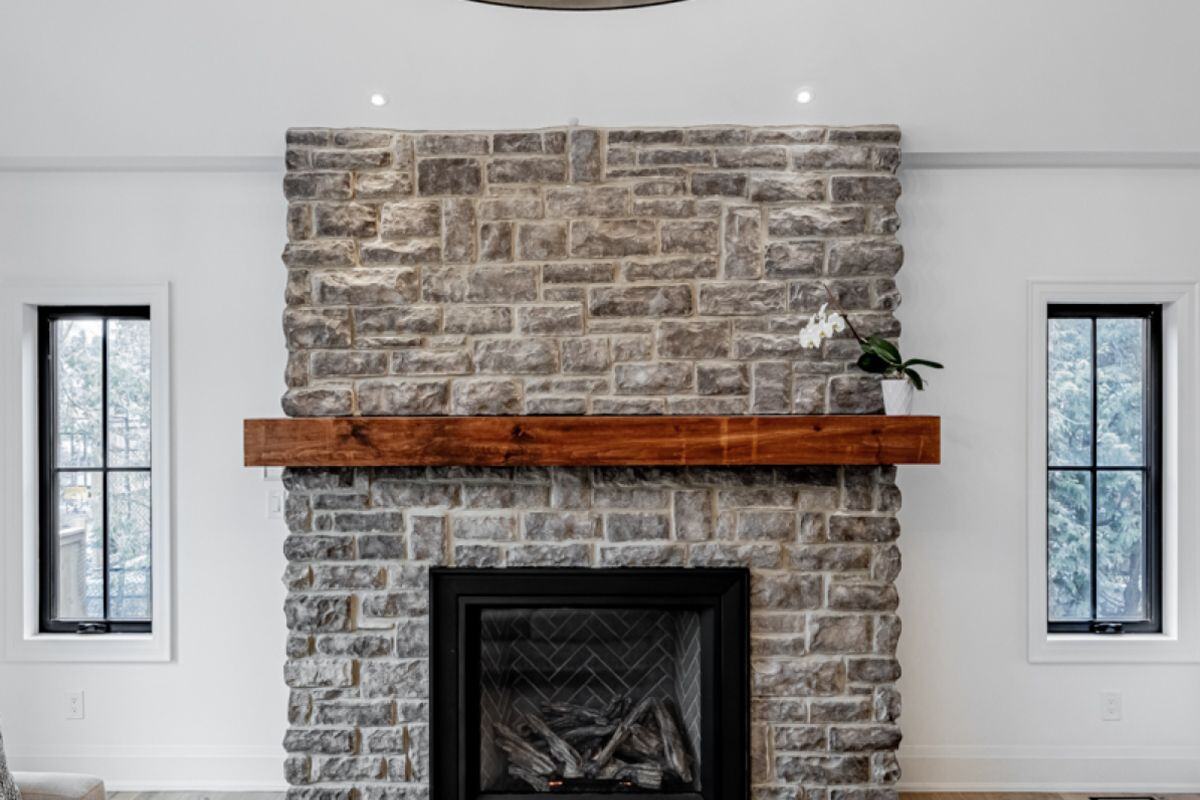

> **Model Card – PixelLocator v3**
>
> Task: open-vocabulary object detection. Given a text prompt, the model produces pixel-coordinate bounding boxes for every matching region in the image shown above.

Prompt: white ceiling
[2,0,1198,160]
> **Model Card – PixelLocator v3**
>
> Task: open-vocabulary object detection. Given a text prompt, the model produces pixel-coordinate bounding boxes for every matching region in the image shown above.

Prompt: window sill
[1030,631,1200,664]
[4,631,170,663]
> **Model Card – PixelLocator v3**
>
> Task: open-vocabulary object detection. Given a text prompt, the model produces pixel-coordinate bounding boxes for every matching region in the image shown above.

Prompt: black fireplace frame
[430,567,750,800]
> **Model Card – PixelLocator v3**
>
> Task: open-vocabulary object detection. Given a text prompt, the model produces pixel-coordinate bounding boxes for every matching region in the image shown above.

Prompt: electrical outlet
[65,690,84,720]
[267,488,285,520]
[1101,690,1122,721]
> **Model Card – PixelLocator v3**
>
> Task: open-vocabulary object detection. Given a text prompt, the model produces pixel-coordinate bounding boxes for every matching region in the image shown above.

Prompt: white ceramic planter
[881,378,914,415]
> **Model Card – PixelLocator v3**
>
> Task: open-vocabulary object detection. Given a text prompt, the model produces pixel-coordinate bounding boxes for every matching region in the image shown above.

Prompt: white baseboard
[8,747,286,792]
[899,745,1200,791]
[15,743,1200,793]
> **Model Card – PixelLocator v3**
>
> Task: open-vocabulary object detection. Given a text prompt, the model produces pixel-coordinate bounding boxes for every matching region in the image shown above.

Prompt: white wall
[3,170,1196,793]
[896,167,1200,790]
[2,0,1200,791]
[0,171,291,789]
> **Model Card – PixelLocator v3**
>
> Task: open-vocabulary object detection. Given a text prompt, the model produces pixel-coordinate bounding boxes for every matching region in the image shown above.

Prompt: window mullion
[1089,317,1098,624]
[101,317,109,624]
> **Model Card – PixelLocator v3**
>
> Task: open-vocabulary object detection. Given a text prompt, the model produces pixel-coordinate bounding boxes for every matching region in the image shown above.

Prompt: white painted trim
[904,151,1200,169]
[1025,279,1200,663]
[1,283,173,662]
[1,151,1200,174]
[900,744,1200,791]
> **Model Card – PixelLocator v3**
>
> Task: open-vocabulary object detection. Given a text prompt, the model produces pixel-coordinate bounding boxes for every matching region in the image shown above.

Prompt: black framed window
[39,306,153,634]
[1046,304,1162,634]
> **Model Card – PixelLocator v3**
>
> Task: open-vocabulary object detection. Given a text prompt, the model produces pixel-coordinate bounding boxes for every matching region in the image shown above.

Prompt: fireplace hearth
[431,569,749,800]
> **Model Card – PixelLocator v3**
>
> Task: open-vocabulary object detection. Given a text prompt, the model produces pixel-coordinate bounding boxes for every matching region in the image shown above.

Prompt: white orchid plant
[799,285,943,389]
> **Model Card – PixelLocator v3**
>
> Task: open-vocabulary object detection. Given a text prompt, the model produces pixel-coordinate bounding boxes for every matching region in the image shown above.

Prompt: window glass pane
[1048,318,1092,466]
[108,471,152,620]
[1048,470,1092,621]
[54,319,103,468]
[107,318,152,468]
[1096,471,1146,621]
[1096,318,1145,467]
[56,471,104,620]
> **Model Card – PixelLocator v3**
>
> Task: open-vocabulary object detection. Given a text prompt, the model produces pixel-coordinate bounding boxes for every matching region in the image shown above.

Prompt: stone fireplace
[278,124,905,800]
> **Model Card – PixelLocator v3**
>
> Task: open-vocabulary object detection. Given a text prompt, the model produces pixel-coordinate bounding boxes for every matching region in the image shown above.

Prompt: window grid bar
[101,318,110,622]
[1088,317,1098,623]
[50,466,151,473]
[1047,466,1147,472]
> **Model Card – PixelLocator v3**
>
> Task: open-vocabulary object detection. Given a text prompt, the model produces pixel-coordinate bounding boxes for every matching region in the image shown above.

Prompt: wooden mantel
[243,415,939,467]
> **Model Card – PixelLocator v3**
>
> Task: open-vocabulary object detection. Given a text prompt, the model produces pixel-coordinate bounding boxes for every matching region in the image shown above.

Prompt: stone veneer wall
[279,125,905,800]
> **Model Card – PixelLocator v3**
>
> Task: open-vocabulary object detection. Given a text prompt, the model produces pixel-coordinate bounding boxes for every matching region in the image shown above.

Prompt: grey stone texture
[282,464,904,799]
[281,126,902,417]
[278,125,906,800]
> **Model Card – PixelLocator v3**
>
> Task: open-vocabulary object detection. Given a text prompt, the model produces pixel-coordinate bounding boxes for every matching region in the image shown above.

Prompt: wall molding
[0,156,283,173]
[905,151,1200,169]
[3,151,1200,173]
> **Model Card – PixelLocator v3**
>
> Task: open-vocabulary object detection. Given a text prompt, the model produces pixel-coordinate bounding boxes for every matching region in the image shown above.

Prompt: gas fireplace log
[560,724,616,745]
[606,693,631,721]
[526,714,585,778]
[616,722,662,761]
[652,699,692,783]
[494,722,557,775]
[508,765,550,792]
[542,702,611,730]
[589,695,656,773]
[498,695,693,789]
[599,759,663,790]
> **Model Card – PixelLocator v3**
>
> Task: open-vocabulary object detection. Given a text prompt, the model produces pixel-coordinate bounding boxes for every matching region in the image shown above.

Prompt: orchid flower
[799,303,847,349]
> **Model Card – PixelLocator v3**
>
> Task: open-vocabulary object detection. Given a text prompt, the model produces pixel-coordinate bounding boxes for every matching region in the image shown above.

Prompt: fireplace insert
[431,568,749,800]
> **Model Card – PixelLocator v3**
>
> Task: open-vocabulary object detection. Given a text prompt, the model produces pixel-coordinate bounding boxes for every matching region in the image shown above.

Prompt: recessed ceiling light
[369,93,388,108]
[796,87,814,104]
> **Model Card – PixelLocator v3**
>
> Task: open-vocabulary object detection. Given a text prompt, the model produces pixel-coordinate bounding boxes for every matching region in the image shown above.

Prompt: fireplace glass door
[431,568,749,800]
[479,607,702,793]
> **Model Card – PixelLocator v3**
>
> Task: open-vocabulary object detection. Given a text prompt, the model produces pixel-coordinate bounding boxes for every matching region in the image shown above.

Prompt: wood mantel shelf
[243,415,939,467]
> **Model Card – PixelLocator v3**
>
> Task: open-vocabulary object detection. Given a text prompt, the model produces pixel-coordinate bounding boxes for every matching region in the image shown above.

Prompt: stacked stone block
[281,125,902,417]
[278,125,906,800]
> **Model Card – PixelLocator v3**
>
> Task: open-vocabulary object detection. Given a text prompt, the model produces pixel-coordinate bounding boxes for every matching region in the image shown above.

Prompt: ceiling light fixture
[369,93,388,108]
[469,0,685,8]
[796,87,814,105]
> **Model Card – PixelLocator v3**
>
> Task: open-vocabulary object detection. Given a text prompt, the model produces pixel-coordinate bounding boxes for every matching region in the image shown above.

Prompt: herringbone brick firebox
[279,125,905,800]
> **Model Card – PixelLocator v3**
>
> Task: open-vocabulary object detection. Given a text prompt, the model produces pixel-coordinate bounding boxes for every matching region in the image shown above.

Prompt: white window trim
[1026,279,1200,663]
[1,283,172,662]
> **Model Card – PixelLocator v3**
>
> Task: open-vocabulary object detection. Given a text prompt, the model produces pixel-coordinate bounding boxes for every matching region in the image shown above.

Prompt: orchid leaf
[904,368,925,390]
[901,358,944,370]
[856,352,891,374]
[864,335,902,364]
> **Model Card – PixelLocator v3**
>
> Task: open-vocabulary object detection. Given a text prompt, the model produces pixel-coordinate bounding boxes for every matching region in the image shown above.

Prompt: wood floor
[110,794,1200,800]
[904,795,1200,800]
